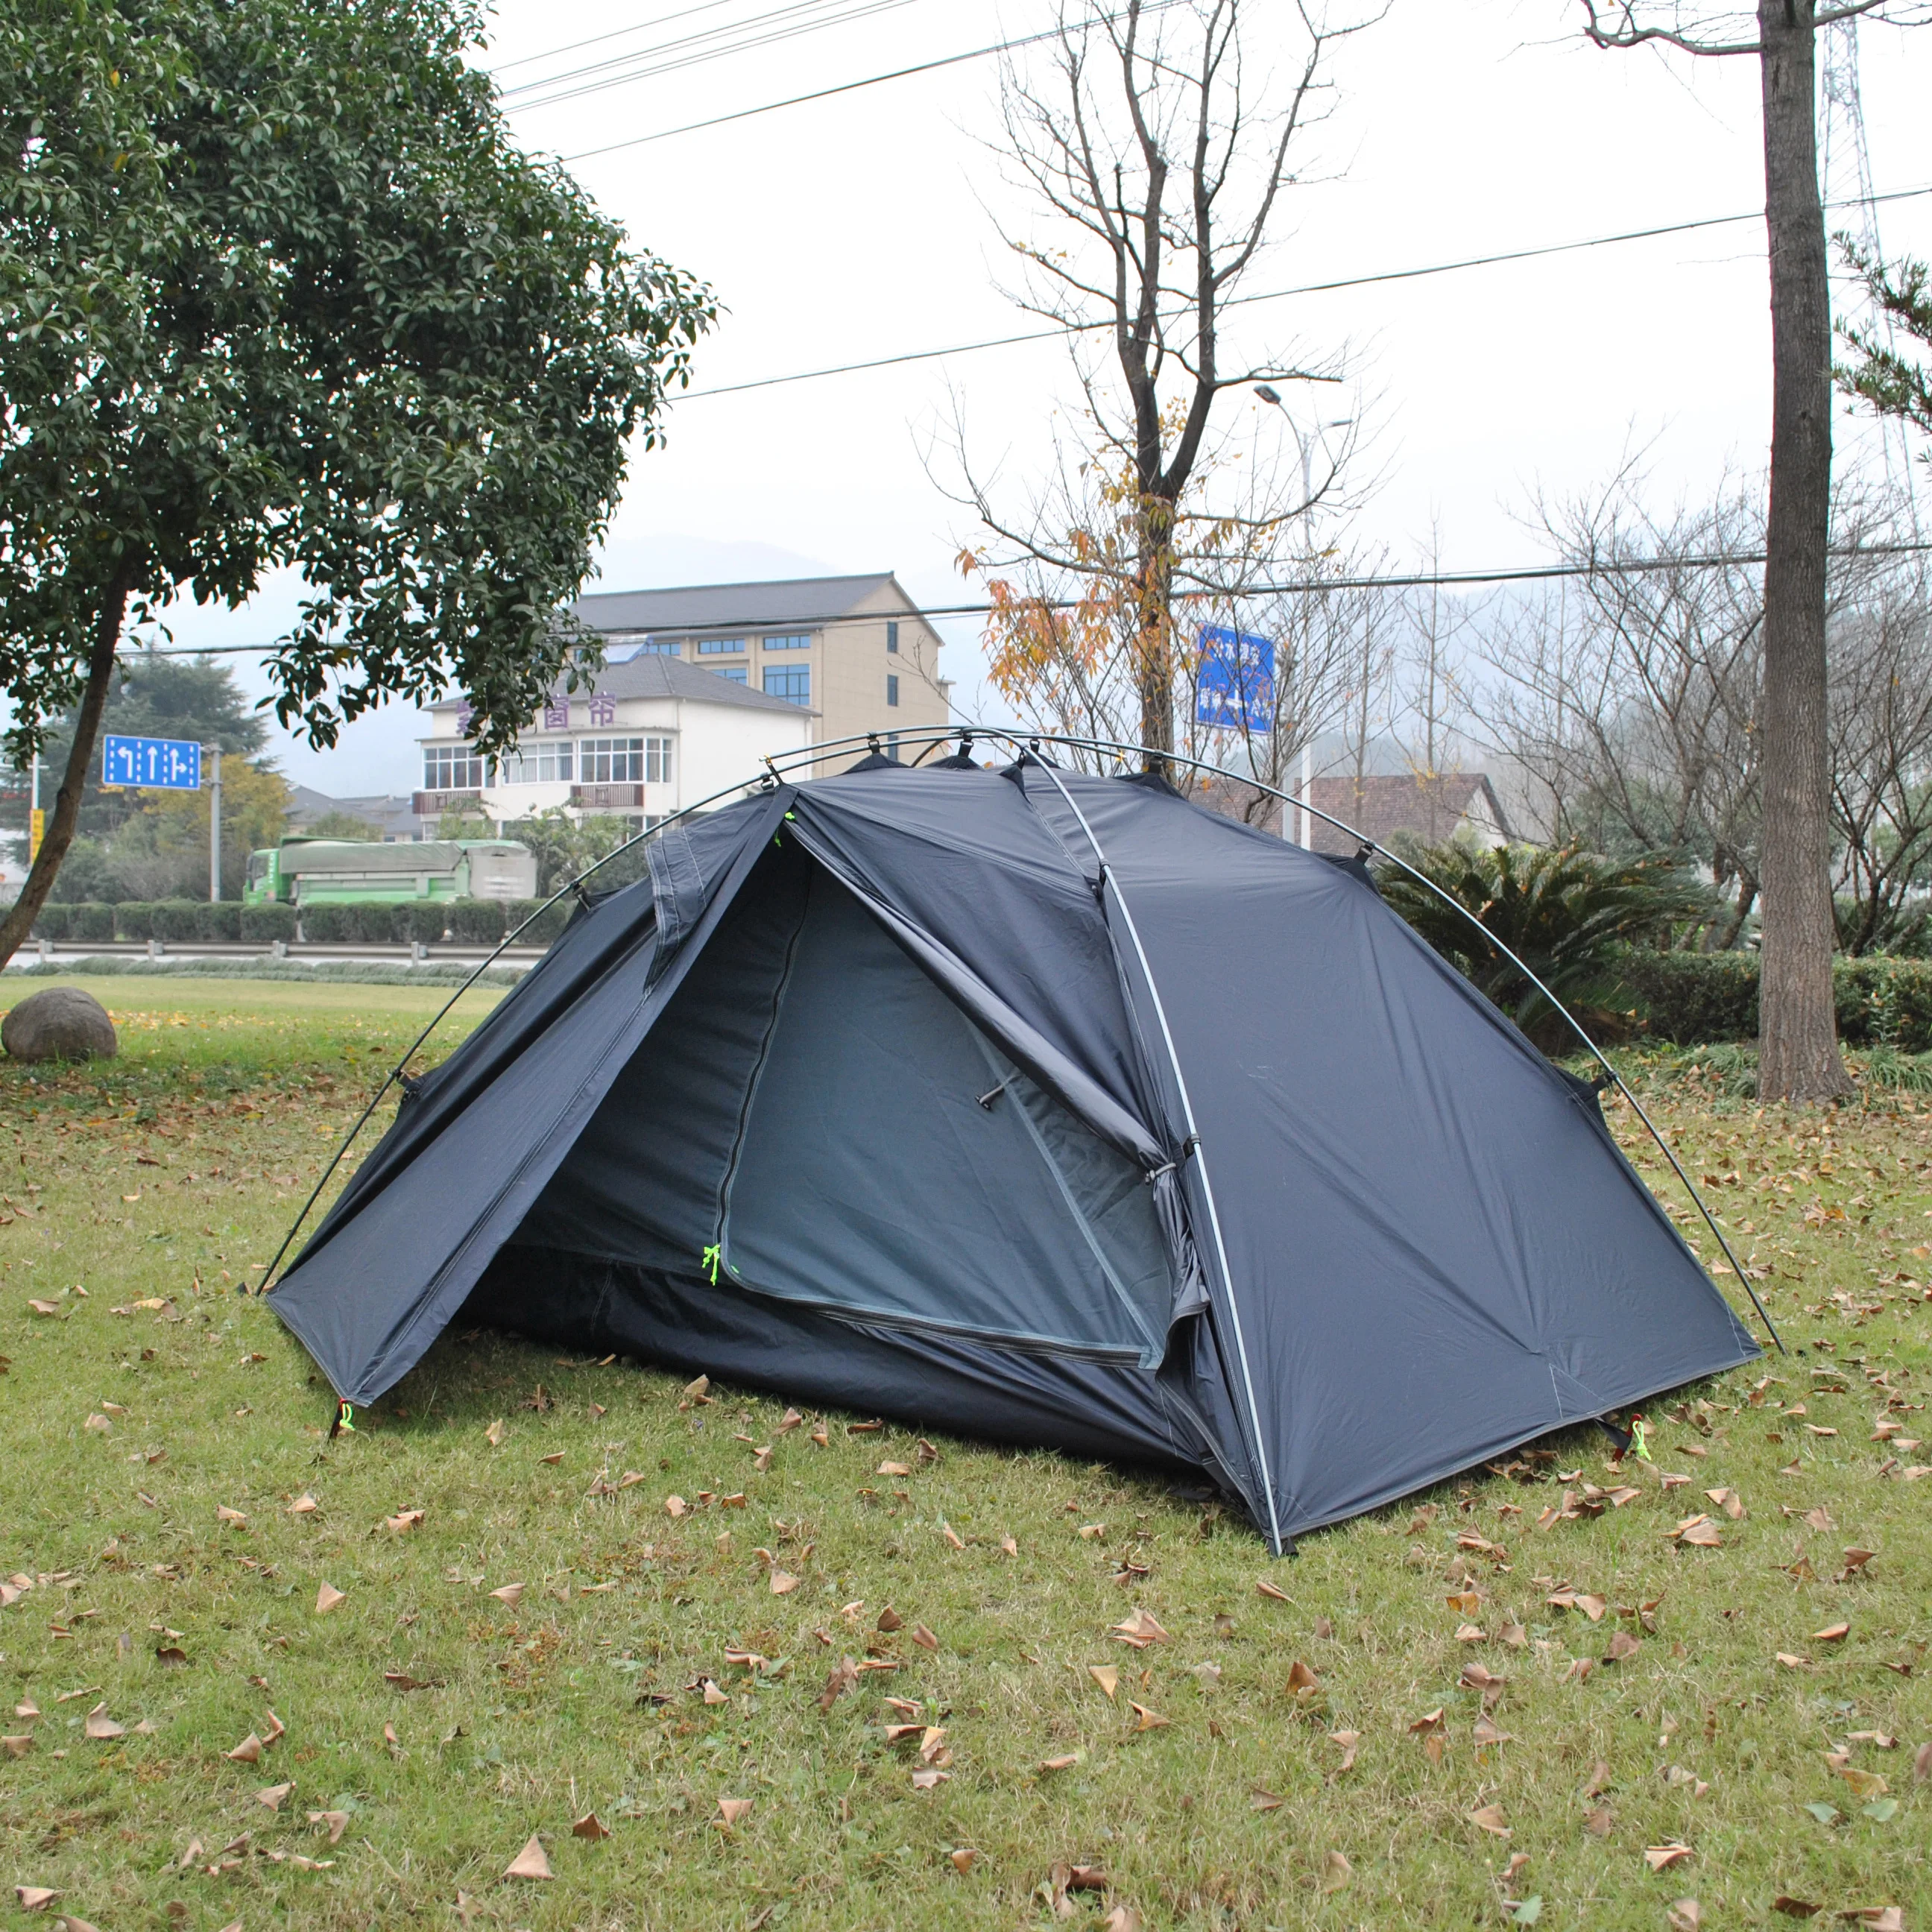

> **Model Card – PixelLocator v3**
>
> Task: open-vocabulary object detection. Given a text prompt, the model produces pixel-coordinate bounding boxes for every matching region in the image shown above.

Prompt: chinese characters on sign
[1193,626,1275,733]
[543,701,570,730]
[587,695,617,726]
[101,734,202,790]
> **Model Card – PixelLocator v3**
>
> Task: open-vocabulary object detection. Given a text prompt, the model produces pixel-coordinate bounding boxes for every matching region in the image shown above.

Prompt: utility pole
[28,751,42,865]
[208,745,222,902]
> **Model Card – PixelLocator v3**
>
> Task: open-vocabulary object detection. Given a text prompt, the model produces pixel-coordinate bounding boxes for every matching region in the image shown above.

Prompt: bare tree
[1576,1,1931,1097]
[956,0,1380,769]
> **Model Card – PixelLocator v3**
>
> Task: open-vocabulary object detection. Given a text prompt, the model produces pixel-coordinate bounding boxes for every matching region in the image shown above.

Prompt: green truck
[244,837,537,907]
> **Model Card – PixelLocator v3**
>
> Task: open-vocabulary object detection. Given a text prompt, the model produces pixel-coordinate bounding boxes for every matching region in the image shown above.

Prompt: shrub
[394,901,453,945]
[502,897,570,947]
[239,902,297,943]
[28,903,70,941]
[294,903,355,942]
[195,902,244,941]
[112,901,160,940]
[70,903,116,941]
[150,900,208,942]
[1611,951,1761,1045]
[1611,950,1932,1052]
[448,899,511,945]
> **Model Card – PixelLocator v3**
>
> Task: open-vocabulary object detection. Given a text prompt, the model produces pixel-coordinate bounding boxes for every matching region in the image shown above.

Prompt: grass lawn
[1,981,1929,1931]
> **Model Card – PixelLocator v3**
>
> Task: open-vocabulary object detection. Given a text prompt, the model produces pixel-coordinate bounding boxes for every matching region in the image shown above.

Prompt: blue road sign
[1195,625,1275,732]
[101,734,202,791]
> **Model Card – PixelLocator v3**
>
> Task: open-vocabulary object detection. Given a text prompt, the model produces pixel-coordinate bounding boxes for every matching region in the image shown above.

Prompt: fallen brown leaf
[1319,1849,1352,1893]
[489,1582,524,1606]
[314,1582,345,1614]
[1812,1621,1851,1643]
[1129,1702,1168,1731]
[911,1623,938,1651]
[83,1704,123,1740]
[503,1835,553,1880]
[1644,1843,1693,1871]
[308,1810,350,1845]
[256,1781,293,1811]
[950,1848,977,1873]
[1089,1664,1120,1700]
[716,1796,754,1829]
[571,1813,611,1840]
[226,1732,264,1763]
[1468,1802,1509,1837]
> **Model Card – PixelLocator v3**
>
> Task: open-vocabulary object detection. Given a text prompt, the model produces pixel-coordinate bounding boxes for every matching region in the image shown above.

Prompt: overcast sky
[153,0,1932,792]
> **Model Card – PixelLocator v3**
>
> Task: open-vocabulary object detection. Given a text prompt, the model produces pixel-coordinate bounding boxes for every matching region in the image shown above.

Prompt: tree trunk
[0,569,135,973]
[1135,503,1176,766]
[1754,0,1852,1100]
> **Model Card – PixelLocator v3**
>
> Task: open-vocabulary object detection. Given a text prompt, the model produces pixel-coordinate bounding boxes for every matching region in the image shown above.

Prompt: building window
[645,736,673,785]
[498,741,573,785]
[886,674,900,707]
[886,620,900,654]
[579,736,645,783]
[634,639,683,655]
[763,666,810,705]
[697,637,745,654]
[713,666,748,685]
[424,745,484,790]
[886,732,901,763]
[763,633,811,651]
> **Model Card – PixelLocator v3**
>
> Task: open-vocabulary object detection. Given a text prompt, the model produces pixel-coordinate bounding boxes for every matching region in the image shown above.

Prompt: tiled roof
[570,572,903,636]
[1192,771,1512,855]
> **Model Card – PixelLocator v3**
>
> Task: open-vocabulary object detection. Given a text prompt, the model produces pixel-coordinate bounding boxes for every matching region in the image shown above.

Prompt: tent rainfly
[270,757,1759,1550]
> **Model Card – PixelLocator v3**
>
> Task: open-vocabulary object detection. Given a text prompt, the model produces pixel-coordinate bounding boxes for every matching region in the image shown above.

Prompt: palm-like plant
[1376,842,1713,1049]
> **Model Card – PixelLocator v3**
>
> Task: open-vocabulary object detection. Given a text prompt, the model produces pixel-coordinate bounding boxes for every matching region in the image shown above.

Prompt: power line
[502,0,932,114]
[673,182,1932,400]
[555,7,1167,160]
[486,0,756,76]
[116,537,1932,660]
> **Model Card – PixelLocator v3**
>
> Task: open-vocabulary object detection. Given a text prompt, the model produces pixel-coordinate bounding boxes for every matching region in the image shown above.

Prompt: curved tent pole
[1001,745,1287,1553]
[1001,728,1782,1356]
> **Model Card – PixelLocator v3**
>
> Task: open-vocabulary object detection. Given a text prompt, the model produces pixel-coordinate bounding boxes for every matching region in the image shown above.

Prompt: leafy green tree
[0,0,713,965]
[1838,242,1932,454]
[300,811,384,843]
[1376,842,1714,1051]
[504,806,637,897]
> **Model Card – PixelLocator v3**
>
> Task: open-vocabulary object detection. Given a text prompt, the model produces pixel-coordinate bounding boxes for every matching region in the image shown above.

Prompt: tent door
[712,865,1175,1368]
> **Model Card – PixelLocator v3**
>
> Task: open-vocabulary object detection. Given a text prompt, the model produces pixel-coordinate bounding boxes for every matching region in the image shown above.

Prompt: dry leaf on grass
[1584,1761,1611,1797]
[768,1570,800,1597]
[386,1509,425,1532]
[1251,1787,1284,1811]
[1,1736,31,1758]
[314,1582,345,1614]
[1129,1702,1168,1731]
[1089,1665,1120,1700]
[489,1583,524,1606]
[287,1494,317,1515]
[1111,1609,1170,1648]
[950,1848,977,1872]
[484,1418,505,1447]
[1606,1631,1642,1663]
[1468,1803,1510,1837]
[13,1887,60,1910]
[1101,1910,1143,1932]
[215,1505,247,1527]
[1255,1578,1291,1602]
[1040,1752,1082,1772]
[1319,1850,1352,1893]
[308,1811,350,1845]
[503,1836,553,1880]
[256,1781,292,1811]
[911,1766,950,1790]
[226,1732,264,1763]
[716,1797,754,1830]
[1644,1843,1693,1871]
[1665,1901,1701,1932]
[571,1813,611,1840]
[1812,1621,1851,1643]
[911,1623,938,1651]
[876,1606,903,1632]
[1328,1729,1361,1773]
[83,1705,123,1740]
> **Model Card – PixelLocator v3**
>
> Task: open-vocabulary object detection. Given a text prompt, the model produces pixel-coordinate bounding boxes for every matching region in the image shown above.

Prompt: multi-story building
[571,571,950,763]
[414,653,812,834]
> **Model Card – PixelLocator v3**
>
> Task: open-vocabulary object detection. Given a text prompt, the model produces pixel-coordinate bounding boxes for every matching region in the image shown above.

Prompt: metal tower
[1819,13,1919,523]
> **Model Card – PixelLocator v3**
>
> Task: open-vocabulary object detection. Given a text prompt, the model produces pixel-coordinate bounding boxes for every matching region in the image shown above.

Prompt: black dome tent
[265,731,1768,1552]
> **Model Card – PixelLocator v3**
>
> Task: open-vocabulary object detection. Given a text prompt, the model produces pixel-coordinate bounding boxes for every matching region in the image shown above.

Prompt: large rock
[1,985,119,1062]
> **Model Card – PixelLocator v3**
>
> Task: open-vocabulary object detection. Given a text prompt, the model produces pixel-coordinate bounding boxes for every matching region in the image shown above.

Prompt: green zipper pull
[701,1243,722,1284]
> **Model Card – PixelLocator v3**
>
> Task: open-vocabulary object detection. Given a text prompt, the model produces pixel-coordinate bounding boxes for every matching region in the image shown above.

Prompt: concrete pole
[1298,740,1313,848]
[208,746,222,901]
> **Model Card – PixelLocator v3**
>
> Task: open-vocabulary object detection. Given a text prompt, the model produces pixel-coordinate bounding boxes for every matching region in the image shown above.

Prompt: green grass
[2,981,1930,1929]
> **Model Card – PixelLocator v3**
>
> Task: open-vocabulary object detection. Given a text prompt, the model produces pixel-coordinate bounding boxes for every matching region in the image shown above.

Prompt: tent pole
[1008,730,1782,1357]
[1005,746,1288,1556]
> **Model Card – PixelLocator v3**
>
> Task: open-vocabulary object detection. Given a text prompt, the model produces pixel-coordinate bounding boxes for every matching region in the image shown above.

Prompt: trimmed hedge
[1614,950,1932,1052]
[29,896,564,948]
